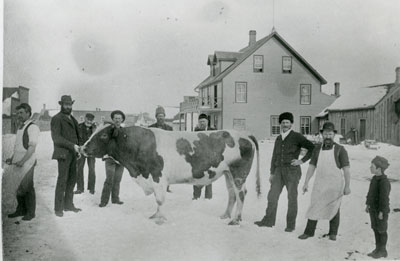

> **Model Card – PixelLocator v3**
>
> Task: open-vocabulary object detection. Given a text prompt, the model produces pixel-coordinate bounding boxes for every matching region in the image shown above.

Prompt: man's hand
[5,158,12,165]
[74,145,80,153]
[269,175,274,184]
[15,160,25,167]
[378,212,383,220]
[291,159,303,166]
[302,183,309,194]
[365,205,370,213]
[343,186,351,195]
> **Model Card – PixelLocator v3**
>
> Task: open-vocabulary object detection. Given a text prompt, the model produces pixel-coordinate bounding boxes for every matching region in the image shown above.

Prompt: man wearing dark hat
[149,106,173,192]
[99,110,125,207]
[298,122,351,241]
[255,112,314,232]
[148,106,173,131]
[51,95,82,217]
[192,113,216,200]
[74,113,97,194]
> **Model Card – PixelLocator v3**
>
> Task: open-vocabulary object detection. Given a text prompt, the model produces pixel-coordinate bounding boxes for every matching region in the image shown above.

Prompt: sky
[3,0,400,115]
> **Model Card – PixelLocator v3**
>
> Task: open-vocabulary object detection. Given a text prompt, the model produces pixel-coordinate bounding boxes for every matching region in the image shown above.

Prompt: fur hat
[372,156,390,171]
[278,112,294,123]
[198,113,208,120]
[58,95,75,105]
[320,122,337,133]
[111,110,126,122]
[155,106,166,117]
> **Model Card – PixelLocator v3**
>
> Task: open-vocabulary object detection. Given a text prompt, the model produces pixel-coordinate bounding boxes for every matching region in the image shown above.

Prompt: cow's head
[81,123,122,158]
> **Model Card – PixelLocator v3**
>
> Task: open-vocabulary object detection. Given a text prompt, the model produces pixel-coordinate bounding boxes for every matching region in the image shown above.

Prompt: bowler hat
[279,112,294,124]
[111,110,126,122]
[58,95,75,105]
[320,122,337,133]
[85,113,95,120]
[198,113,208,120]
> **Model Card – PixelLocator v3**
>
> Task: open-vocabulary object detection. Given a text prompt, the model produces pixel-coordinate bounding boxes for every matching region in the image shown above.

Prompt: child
[366,156,391,259]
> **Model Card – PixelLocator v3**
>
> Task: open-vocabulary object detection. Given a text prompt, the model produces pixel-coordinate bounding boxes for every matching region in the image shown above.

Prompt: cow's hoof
[220,213,231,219]
[228,220,240,226]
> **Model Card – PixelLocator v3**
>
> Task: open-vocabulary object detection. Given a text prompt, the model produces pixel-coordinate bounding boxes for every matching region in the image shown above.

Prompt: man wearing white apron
[298,122,351,241]
[5,103,40,221]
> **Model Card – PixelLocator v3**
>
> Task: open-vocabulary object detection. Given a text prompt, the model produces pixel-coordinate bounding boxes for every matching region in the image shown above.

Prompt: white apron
[2,121,37,214]
[305,147,344,220]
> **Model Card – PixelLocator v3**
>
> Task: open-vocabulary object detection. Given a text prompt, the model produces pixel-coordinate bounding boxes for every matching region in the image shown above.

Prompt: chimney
[334,82,340,97]
[249,30,256,46]
[396,67,400,86]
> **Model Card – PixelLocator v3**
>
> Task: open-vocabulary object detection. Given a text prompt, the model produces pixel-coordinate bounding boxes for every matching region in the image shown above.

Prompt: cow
[81,124,260,225]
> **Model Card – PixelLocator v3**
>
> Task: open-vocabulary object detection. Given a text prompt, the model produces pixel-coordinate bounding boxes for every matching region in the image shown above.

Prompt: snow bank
[2,132,399,261]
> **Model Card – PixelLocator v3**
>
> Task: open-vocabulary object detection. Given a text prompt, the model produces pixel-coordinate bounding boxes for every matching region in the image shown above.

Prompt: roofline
[273,32,327,85]
[18,86,30,91]
[194,30,327,90]
[327,106,375,112]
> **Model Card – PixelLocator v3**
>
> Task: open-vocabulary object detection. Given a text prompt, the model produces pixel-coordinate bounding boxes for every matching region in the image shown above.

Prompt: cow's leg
[220,171,236,219]
[228,180,246,226]
[149,180,167,224]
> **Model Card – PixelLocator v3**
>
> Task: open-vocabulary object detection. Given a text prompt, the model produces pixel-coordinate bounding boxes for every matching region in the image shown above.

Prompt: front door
[359,119,366,141]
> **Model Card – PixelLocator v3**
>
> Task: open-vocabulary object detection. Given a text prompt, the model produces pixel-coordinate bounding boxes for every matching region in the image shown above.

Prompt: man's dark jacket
[148,122,173,131]
[78,122,96,146]
[51,112,81,160]
[270,130,314,174]
[194,126,216,131]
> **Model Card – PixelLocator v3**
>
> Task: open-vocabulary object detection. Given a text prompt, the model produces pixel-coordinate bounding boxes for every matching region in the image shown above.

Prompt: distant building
[182,30,337,138]
[318,67,400,145]
[2,86,29,134]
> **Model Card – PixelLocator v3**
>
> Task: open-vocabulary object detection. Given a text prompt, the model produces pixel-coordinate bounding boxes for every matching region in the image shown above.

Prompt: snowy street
[2,132,400,261]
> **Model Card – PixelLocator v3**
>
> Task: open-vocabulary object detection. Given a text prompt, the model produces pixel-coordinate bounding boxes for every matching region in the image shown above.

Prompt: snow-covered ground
[2,131,400,261]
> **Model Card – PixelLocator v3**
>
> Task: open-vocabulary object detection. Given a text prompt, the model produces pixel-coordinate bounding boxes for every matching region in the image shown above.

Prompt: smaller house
[318,67,400,145]
[2,86,30,134]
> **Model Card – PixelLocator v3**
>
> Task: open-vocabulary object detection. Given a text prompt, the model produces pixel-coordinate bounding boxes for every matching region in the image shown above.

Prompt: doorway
[359,119,366,141]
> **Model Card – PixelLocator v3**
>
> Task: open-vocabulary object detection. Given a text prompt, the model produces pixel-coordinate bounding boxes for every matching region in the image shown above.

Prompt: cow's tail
[248,135,261,198]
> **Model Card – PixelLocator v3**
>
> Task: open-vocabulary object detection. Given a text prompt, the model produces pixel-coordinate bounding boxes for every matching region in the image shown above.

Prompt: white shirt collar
[281,129,292,140]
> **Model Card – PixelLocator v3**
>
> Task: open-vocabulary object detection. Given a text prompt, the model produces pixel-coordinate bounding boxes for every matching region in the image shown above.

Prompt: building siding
[221,38,335,139]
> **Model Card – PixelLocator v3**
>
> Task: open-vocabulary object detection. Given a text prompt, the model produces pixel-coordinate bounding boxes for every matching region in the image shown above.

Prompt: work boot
[254,216,273,227]
[298,234,313,240]
[285,227,295,232]
[371,249,388,259]
[55,211,64,217]
[329,235,337,241]
[22,214,35,221]
[74,190,83,194]
[367,249,378,257]
[99,202,107,208]
[112,200,124,205]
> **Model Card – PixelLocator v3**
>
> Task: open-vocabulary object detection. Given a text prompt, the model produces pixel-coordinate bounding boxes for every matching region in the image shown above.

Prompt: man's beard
[323,138,334,147]
[61,107,72,115]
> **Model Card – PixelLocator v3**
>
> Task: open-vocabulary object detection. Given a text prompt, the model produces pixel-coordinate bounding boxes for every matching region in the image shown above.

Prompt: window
[233,119,246,130]
[282,56,292,73]
[79,116,84,122]
[200,88,206,105]
[300,116,311,135]
[253,55,263,72]
[271,115,280,135]
[235,82,247,103]
[300,84,311,105]
[206,87,210,105]
[340,118,346,136]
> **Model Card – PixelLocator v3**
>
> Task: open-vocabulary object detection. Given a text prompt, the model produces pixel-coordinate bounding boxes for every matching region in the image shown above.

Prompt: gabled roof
[195,31,327,90]
[3,88,19,101]
[214,51,241,62]
[323,84,393,112]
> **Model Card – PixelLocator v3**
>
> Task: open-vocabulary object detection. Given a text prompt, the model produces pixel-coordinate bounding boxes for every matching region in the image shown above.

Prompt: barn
[318,67,400,145]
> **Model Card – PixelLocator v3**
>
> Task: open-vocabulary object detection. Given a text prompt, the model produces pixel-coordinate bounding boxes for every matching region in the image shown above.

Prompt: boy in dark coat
[366,156,391,259]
